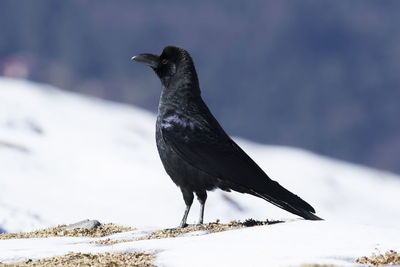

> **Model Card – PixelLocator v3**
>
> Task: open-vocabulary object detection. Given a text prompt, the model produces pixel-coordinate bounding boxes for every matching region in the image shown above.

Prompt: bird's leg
[198,203,205,225]
[179,188,194,228]
[196,191,207,225]
[180,204,191,228]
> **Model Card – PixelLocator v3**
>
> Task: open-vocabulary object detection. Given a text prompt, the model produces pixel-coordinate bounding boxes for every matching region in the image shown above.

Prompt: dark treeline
[1,0,399,173]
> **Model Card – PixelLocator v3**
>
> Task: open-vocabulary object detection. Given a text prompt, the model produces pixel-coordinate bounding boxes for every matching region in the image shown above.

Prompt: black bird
[132,46,322,227]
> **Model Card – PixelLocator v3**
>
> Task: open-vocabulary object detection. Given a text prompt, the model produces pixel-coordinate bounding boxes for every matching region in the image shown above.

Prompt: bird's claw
[179,222,188,228]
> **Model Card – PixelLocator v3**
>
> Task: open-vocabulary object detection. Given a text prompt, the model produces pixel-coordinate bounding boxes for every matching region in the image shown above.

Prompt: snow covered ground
[0,78,399,266]
[1,221,399,266]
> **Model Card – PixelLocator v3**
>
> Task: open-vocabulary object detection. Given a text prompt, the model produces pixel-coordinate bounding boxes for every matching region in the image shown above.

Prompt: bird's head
[132,46,199,91]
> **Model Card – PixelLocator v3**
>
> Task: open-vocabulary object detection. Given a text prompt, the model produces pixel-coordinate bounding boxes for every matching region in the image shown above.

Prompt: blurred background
[1,0,399,174]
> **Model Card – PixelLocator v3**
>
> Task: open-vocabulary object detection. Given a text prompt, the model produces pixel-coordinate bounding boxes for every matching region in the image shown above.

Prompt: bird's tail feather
[250,186,323,221]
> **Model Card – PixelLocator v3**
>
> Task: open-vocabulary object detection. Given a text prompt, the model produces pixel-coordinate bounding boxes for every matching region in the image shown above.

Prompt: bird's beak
[131,53,160,69]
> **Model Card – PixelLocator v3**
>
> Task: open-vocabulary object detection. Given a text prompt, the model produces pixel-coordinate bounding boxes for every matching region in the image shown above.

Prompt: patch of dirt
[147,218,279,238]
[96,219,281,245]
[356,250,400,266]
[0,223,134,240]
[0,252,155,267]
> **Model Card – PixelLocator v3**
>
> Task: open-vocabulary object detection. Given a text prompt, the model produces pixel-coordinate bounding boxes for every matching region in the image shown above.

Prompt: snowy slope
[1,77,400,232]
[1,78,400,266]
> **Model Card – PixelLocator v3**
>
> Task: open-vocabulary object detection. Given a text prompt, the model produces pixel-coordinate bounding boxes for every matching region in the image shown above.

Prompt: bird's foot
[164,224,188,231]
[179,222,188,228]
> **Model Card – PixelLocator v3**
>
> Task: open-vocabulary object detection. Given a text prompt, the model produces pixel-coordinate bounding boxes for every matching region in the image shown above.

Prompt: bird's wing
[160,115,320,219]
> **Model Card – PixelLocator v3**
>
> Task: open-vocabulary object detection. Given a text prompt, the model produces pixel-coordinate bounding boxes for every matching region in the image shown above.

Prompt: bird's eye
[161,59,168,65]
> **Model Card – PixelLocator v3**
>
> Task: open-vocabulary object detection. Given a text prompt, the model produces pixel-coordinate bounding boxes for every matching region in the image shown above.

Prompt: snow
[0,77,399,266]
[0,221,399,266]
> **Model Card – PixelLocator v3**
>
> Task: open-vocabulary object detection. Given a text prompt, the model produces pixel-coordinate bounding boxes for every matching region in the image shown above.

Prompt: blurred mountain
[1,0,399,173]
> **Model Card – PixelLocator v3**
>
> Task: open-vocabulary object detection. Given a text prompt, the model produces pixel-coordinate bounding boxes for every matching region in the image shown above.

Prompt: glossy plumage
[133,46,322,227]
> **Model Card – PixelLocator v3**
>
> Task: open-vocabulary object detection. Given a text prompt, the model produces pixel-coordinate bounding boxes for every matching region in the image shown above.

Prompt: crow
[132,46,322,227]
